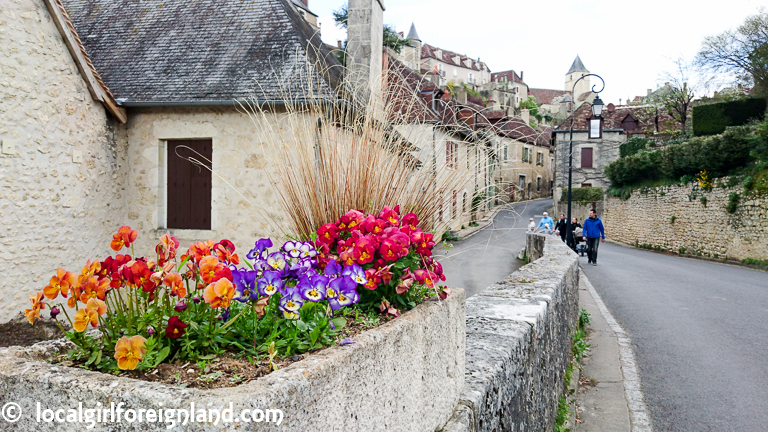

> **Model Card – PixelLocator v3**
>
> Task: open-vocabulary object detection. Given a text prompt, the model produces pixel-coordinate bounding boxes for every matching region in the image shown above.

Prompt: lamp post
[566,74,605,247]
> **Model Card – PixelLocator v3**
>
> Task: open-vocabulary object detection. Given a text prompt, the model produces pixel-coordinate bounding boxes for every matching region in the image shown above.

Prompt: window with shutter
[167,139,212,230]
[581,147,593,168]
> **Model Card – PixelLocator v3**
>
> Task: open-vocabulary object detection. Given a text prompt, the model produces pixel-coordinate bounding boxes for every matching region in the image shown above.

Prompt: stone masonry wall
[441,234,579,432]
[0,0,128,323]
[603,181,768,261]
[124,106,299,257]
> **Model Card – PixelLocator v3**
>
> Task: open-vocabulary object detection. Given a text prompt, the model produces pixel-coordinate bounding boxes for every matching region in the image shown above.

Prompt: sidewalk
[575,269,651,432]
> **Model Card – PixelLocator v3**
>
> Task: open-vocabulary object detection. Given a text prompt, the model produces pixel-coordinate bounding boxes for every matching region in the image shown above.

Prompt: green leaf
[85,350,99,366]
[296,320,308,332]
[177,256,190,273]
[197,354,215,360]
[331,317,347,330]
[153,346,171,367]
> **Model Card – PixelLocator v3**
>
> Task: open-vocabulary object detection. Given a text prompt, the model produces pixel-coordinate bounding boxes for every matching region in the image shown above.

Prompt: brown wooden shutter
[167,139,212,230]
[581,147,593,168]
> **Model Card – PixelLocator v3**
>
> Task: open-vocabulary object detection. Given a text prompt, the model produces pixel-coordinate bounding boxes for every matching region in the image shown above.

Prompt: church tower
[564,55,590,100]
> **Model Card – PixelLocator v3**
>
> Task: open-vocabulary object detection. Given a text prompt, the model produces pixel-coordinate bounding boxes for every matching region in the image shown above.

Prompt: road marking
[581,269,653,432]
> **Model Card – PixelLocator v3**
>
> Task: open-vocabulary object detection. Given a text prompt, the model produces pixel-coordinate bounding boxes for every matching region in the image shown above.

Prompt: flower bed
[21,206,447,378]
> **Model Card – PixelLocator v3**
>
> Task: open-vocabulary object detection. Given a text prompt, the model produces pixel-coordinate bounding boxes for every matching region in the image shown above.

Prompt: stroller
[572,226,587,256]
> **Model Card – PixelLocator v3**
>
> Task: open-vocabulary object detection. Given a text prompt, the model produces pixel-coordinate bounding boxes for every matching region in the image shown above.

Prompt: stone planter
[0,289,465,431]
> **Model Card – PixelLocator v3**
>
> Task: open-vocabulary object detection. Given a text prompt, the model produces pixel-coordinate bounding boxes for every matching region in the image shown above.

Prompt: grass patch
[742,257,768,267]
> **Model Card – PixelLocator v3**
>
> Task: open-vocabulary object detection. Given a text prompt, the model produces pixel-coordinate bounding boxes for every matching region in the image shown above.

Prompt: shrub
[560,186,604,203]
[727,192,740,213]
[619,137,650,158]
[605,126,756,188]
[693,98,767,136]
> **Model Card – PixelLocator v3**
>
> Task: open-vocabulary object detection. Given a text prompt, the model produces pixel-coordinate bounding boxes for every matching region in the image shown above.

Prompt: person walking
[567,216,583,251]
[528,217,536,233]
[537,211,555,234]
[554,213,568,242]
[582,209,605,265]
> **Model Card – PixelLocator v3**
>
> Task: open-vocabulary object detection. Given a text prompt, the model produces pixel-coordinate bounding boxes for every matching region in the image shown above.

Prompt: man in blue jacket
[582,209,605,265]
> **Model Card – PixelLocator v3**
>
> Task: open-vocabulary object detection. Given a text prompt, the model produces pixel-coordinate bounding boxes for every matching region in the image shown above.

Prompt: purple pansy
[299,242,317,259]
[299,274,328,302]
[246,238,273,261]
[280,286,304,313]
[342,263,368,286]
[257,270,283,296]
[327,276,358,310]
[283,240,302,259]
[232,268,258,302]
[324,259,341,277]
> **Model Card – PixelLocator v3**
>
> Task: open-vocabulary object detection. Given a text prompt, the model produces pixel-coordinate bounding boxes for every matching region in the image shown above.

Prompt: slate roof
[421,44,489,72]
[554,103,683,132]
[407,23,421,42]
[60,0,342,104]
[566,55,589,75]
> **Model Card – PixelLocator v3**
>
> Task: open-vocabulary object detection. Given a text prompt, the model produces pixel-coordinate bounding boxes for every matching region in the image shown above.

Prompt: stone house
[528,56,597,125]
[419,43,492,88]
[386,54,495,230]
[489,118,554,202]
[551,101,683,210]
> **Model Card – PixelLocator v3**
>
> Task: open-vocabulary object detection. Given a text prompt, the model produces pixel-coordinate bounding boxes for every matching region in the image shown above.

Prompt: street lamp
[566,74,605,249]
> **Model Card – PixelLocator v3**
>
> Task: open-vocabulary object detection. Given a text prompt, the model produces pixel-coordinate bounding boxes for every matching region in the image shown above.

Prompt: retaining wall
[603,181,768,261]
[441,233,580,432]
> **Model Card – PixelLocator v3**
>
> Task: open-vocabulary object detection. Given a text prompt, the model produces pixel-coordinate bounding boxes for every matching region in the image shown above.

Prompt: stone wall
[124,106,297,257]
[441,233,579,432]
[603,181,768,261]
[0,0,128,323]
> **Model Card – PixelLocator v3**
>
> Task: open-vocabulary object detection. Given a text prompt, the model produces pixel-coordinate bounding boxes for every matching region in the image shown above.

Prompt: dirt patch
[49,313,395,389]
[0,314,62,348]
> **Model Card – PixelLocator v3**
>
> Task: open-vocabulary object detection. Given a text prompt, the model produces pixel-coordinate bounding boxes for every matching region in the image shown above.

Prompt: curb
[580,269,652,432]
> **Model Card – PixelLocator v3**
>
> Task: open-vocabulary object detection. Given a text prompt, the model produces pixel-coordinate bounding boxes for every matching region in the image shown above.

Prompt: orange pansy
[203,278,235,309]
[113,335,147,370]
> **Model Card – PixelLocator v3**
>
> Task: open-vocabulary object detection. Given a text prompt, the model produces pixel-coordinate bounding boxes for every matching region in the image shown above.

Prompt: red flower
[353,237,376,264]
[378,206,399,226]
[363,268,379,290]
[379,238,402,262]
[414,269,437,287]
[317,223,339,244]
[129,261,157,292]
[165,316,188,339]
[213,239,239,265]
[402,212,419,229]
[343,210,365,231]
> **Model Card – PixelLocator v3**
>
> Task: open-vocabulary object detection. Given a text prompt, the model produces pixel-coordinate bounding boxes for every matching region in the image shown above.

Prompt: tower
[405,23,422,71]
[564,55,590,101]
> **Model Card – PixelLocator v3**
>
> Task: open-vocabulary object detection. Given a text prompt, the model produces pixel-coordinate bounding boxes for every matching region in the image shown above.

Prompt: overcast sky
[312,0,763,105]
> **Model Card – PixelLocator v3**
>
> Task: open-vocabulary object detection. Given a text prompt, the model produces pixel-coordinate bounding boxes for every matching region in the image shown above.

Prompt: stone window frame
[157,138,217,239]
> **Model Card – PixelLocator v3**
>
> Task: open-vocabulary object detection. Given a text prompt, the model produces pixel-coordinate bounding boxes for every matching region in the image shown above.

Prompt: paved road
[438,198,554,298]
[582,242,768,432]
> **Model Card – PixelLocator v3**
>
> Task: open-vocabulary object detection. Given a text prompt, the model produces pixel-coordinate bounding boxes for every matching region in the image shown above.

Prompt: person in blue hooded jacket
[537,212,555,234]
[581,209,605,265]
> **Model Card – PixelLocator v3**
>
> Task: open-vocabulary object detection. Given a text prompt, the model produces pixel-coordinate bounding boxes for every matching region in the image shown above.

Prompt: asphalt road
[438,198,555,298]
[582,242,768,432]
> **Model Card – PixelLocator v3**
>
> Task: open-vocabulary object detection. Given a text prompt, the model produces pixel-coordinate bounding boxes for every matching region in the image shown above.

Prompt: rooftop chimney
[346,0,385,100]
[337,40,342,49]
[520,71,524,81]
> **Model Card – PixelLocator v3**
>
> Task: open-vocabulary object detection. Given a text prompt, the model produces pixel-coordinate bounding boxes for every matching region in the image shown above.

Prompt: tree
[518,95,543,126]
[642,58,708,136]
[333,4,411,54]
[696,8,768,97]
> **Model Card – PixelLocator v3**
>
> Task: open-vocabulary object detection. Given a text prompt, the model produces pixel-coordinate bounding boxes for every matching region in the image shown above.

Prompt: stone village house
[0,0,495,322]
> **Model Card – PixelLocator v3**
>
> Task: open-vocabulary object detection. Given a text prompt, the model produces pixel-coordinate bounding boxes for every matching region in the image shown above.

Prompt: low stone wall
[441,233,579,432]
[603,181,768,260]
[0,290,465,431]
